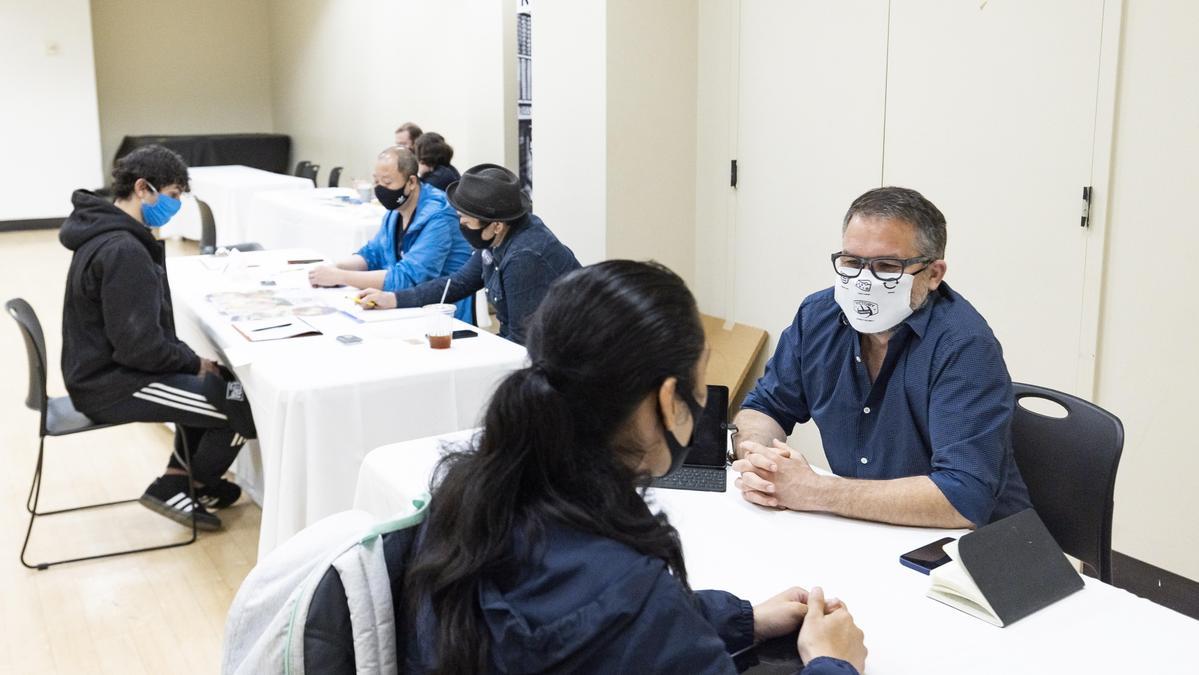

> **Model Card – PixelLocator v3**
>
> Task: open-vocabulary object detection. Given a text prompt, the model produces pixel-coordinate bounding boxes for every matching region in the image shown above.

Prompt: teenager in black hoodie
[60,145,256,531]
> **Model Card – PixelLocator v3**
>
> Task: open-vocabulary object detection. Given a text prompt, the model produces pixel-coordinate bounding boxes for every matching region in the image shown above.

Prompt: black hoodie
[59,190,200,414]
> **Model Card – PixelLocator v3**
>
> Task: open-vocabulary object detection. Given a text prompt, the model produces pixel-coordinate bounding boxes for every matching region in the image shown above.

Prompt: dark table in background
[114,133,292,174]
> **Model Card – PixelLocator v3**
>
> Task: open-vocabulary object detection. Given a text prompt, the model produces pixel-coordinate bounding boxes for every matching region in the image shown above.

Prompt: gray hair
[377,145,419,179]
[841,186,947,259]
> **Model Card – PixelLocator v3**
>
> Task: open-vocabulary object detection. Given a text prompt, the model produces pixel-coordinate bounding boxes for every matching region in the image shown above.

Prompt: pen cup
[424,303,455,349]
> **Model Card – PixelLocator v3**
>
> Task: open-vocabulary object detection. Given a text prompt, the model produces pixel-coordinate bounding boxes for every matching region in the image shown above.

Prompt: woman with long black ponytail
[404,260,866,674]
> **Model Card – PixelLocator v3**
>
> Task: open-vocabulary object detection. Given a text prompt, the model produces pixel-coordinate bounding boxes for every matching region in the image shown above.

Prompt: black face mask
[375,182,410,211]
[660,391,705,477]
[459,222,496,250]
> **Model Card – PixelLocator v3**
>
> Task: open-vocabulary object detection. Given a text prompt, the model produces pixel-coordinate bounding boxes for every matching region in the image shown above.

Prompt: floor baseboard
[1112,550,1199,620]
[0,218,61,233]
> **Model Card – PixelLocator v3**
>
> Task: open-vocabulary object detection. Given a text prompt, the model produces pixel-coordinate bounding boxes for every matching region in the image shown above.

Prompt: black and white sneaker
[138,475,222,531]
[197,478,242,510]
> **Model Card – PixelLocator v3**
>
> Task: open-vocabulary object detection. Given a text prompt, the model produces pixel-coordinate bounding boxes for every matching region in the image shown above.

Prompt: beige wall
[265,0,514,190]
[1097,0,1199,581]
[535,0,698,281]
[533,0,607,264]
[605,0,697,284]
[90,0,275,172]
[1,0,104,220]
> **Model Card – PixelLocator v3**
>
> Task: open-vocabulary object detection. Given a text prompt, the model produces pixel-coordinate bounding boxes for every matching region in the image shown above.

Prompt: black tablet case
[958,508,1085,626]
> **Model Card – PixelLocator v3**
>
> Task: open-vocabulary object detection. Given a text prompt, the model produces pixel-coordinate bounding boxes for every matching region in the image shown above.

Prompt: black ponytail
[405,260,704,674]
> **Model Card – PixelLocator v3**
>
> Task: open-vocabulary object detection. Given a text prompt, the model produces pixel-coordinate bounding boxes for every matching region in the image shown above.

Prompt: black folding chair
[6,298,199,570]
[198,198,263,254]
[1011,382,1124,583]
[328,166,342,188]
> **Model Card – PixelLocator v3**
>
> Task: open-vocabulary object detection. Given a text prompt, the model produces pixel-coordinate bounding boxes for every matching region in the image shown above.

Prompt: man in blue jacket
[308,146,475,321]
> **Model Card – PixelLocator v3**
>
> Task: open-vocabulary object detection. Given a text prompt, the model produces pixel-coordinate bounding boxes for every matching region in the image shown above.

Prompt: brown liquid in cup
[428,334,452,349]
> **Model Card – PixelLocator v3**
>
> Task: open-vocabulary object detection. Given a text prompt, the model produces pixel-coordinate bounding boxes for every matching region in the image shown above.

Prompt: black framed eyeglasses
[830,252,932,282]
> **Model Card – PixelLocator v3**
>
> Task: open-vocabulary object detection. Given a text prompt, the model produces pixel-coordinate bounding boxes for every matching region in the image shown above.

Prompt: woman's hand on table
[752,586,844,641]
[797,587,867,674]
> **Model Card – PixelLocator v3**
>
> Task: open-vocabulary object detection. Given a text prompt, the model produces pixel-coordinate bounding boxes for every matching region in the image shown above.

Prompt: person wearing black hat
[357,163,580,345]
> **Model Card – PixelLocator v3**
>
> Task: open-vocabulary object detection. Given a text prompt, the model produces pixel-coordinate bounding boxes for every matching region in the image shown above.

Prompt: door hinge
[1080,186,1093,228]
[730,159,738,188]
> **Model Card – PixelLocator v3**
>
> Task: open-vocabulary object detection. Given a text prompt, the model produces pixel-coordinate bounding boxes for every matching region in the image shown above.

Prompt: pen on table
[252,322,292,332]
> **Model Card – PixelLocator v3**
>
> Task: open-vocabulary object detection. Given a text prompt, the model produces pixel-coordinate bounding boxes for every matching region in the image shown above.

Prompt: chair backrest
[328,166,342,188]
[1010,382,1124,583]
[197,198,217,254]
[294,160,312,177]
[5,299,49,419]
[306,163,321,186]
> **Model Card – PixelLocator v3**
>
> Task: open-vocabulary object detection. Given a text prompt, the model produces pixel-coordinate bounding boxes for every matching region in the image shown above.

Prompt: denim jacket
[390,214,581,344]
[355,184,474,321]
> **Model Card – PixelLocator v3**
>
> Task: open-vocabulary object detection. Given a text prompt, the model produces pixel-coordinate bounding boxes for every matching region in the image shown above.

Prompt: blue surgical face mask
[141,182,182,228]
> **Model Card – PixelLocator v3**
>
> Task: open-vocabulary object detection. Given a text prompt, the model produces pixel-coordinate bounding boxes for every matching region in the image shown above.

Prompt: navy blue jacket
[390,214,580,344]
[404,522,857,674]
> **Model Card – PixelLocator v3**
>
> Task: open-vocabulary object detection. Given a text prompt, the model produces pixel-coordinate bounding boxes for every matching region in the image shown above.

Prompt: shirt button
[855,356,862,363]
[860,457,869,465]
[863,406,871,414]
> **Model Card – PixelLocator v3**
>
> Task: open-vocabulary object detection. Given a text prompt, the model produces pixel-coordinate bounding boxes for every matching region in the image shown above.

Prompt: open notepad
[926,509,1084,627]
[927,540,1004,626]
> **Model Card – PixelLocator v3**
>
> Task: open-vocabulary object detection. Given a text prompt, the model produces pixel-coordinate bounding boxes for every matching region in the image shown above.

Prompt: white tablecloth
[244,187,386,256]
[168,250,527,556]
[354,430,1199,675]
[160,165,314,243]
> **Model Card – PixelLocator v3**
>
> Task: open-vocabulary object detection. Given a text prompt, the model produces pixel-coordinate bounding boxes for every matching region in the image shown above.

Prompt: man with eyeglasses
[730,186,1031,528]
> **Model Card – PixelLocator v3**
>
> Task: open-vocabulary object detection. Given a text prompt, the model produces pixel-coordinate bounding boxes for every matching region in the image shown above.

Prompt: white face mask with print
[834,268,915,334]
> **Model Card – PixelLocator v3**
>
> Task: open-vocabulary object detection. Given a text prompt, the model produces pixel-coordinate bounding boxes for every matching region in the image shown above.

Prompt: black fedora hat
[446,164,531,222]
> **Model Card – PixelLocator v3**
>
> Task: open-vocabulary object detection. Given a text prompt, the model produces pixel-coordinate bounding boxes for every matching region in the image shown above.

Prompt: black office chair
[306,163,321,186]
[6,298,199,570]
[328,166,342,188]
[197,198,263,254]
[294,160,312,177]
[1010,382,1124,583]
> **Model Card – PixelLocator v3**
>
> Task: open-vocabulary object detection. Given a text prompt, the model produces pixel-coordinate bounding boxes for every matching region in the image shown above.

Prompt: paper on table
[232,317,322,342]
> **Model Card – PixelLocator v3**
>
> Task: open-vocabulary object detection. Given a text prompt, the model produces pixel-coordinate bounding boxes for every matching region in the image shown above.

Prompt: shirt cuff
[802,656,860,675]
[929,468,994,527]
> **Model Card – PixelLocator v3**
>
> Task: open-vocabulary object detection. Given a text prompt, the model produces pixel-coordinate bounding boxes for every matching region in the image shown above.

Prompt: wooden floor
[0,230,259,674]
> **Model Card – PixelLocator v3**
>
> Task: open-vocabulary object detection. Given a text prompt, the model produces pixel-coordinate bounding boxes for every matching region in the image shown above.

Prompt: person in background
[394,121,423,150]
[308,146,475,321]
[357,163,580,344]
[414,132,460,192]
[59,145,257,531]
[402,260,866,674]
[731,186,1031,529]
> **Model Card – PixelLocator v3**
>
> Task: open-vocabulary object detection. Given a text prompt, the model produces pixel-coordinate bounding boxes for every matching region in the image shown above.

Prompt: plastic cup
[424,303,455,349]
[353,179,373,204]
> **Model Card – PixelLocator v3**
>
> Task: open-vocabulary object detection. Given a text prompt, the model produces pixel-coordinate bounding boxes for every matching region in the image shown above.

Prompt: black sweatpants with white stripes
[89,369,257,486]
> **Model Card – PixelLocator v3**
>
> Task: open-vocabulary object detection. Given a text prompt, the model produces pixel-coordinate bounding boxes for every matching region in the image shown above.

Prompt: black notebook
[926,508,1084,626]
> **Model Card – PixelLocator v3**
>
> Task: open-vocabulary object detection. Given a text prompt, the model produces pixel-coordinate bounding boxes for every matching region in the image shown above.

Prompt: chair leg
[26,435,138,516]
[20,431,200,571]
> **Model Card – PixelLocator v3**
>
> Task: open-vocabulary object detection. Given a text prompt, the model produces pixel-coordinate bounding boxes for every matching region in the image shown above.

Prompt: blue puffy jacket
[403,521,858,674]
[356,184,475,322]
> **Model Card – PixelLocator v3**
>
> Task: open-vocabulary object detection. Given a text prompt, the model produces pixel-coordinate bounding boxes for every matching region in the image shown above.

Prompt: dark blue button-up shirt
[390,214,581,345]
[741,283,1031,526]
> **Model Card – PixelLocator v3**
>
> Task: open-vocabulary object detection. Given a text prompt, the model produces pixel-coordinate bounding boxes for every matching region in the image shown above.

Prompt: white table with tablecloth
[242,187,385,255]
[353,429,1199,675]
[167,249,527,556]
[159,165,314,243]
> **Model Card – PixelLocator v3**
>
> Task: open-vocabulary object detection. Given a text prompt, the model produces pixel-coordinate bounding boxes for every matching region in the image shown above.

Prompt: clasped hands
[732,439,832,511]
